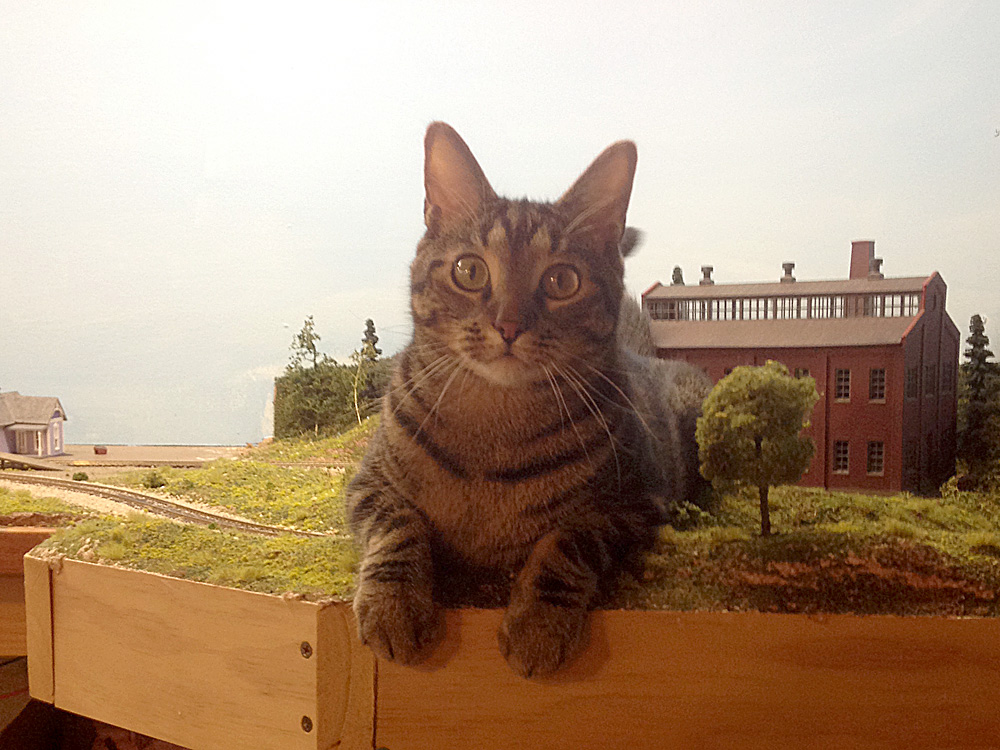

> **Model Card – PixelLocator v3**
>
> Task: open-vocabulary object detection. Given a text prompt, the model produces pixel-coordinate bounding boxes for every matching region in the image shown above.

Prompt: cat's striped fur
[346,122,710,677]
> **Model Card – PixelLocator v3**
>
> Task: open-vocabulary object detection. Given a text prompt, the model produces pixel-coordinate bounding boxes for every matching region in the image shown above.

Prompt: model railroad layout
[0,472,330,538]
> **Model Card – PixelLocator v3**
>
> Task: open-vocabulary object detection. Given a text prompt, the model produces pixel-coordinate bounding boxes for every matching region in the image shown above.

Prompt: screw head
[300,641,313,658]
[301,715,313,733]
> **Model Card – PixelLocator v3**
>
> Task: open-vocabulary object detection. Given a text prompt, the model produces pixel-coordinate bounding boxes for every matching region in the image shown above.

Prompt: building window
[941,362,955,393]
[794,368,810,379]
[924,364,937,396]
[867,441,885,475]
[904,367,919,399]
[869,368,886,401]
[724,367,734,377]
[834,369,851,401]
[833,441,850,474]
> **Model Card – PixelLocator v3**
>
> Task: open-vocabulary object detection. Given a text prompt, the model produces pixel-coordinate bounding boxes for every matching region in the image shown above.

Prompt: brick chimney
[869,257,884,280]
[700,265,714,285]
[850,240,875,280]
[781,262,795,283]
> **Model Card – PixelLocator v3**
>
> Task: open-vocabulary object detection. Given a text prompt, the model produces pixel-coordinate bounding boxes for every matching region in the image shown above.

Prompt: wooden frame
[0,528,55,655]
[23,552,1000,749]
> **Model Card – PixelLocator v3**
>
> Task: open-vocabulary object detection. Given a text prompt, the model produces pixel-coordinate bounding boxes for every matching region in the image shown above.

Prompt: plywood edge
[22,553,53,702]
[316,602,374,750]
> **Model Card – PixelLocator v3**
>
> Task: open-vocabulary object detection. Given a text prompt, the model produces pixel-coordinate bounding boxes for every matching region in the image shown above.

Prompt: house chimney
[671,266,685,286]
[700,265,714,285]
[781,262,796,283]
[869,257,884,280]
[850,240,875,280]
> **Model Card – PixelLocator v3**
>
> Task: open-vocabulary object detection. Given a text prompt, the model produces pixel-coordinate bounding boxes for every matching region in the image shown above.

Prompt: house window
[794,368,810,379]
[834,369,851,401]
[924,364,937,396]
[833,441,850,474]
[869,368,886,401]
[867,441,885,475]
[904,367,919,399]
[941,362,955,393]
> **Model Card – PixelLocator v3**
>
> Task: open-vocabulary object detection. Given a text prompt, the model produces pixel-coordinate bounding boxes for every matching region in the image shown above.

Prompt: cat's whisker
[542,364,590,461]
[552,363,620,482]
[419,359,466,433]
[388,353,455,419]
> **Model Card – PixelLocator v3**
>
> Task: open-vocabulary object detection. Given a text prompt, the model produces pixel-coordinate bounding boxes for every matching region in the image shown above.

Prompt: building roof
[650,316,916,350]
[644,275,930,300]
[0,391,66,427]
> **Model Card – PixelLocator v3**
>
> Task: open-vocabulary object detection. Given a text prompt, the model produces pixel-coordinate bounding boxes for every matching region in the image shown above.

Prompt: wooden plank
[45,558,330,750]
[0,456,59,472]
[22,555,52,701]
[316,603,375,750]
[0,577,28,656]
[376,609,1000,750]
[0,529,55,577]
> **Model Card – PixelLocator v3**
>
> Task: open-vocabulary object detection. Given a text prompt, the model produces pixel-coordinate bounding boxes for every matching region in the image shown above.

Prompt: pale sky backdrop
[2,1,998,445]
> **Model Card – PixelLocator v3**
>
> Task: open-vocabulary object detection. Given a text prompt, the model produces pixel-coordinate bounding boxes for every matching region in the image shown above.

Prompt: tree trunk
[758,484,771,536]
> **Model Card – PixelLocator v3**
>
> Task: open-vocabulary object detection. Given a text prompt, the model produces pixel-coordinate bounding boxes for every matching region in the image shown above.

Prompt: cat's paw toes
[354,585,442,665]
[498,602,588,678]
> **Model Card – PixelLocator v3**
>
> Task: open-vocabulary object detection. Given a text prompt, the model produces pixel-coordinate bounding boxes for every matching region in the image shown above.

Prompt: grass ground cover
[37,515,357,598]
[16,415,1000,612]
[0,484,87,522]
[105,461,348,533]
[615,484,1000,616]
[248,418,378,464]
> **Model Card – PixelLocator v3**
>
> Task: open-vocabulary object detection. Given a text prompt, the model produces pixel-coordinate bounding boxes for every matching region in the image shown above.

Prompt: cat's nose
[493,320,523,344]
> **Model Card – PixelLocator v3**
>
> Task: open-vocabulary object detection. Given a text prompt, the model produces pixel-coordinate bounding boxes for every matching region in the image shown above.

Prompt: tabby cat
[346,122,709,678]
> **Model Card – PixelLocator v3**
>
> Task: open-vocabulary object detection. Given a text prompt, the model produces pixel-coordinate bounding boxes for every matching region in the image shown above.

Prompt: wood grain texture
[22,555,52,700]
[41,558,336,750]
[376,608,1000,750]
[0,530,54,656]
[0,529,55,576]
[317,602,375,750]
[0,577,29,656]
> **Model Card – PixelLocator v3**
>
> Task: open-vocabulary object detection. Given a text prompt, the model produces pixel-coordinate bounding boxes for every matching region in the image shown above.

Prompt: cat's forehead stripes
[474,200,570,264]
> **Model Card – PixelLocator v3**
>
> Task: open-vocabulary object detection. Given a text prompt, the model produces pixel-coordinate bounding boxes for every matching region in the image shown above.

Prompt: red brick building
[642,241,959,494]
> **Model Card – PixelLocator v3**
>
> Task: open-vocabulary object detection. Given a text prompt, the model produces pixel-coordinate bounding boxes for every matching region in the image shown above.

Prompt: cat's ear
[557,140,637,248]
[424,122,496,233]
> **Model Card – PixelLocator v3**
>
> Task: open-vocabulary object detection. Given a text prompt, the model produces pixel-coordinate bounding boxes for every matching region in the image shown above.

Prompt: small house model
[642,240,959,494]
[0,391,67,457]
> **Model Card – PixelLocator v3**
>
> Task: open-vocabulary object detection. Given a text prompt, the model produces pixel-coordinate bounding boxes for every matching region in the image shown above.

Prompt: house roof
[643,275,930,300]
[0,391,67,427]
[650,316,916,350]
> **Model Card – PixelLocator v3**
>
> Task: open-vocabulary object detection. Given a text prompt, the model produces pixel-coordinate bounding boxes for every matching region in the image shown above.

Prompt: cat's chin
[466,356,543,388]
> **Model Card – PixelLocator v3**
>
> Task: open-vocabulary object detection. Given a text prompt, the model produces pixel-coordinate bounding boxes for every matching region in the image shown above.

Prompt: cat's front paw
[353,581,442,665]
[498,601,589,678]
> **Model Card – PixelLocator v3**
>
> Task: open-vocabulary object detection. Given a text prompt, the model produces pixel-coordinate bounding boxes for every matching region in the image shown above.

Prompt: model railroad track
[0,472,330,539]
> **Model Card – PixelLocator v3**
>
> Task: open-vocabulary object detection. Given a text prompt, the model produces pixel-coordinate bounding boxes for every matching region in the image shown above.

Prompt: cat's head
[410,122,636,387]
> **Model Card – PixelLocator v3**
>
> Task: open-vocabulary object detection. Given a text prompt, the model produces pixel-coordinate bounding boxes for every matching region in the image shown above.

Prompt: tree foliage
[696,361,819,535]
[274,317,394,439]
[958,314,1000,481]
[362,319,382,361]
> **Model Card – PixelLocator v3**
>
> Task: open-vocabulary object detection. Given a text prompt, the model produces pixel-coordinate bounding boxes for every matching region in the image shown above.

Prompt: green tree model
[362,319,382,361]
[289,315,325,369]
[696,361,819,536]
[958,314,1000,481]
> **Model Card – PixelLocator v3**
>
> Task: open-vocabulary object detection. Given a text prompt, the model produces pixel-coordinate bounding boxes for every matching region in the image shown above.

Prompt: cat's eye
[541,264,581,300]
[452,255,490,292]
